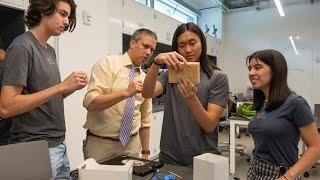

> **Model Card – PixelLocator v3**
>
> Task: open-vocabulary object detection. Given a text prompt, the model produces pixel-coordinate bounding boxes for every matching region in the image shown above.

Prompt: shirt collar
[122,52,142,73]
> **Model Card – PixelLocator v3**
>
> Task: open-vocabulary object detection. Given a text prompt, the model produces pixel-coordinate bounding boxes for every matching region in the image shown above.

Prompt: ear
[129,40,135,49]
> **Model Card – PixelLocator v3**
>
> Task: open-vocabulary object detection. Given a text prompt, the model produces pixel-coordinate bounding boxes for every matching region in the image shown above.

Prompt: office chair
[0,140,52,180]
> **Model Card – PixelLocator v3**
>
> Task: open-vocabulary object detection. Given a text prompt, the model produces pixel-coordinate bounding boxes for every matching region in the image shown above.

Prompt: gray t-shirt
[2,31,65,147]
[248,93,313,166]
[158,70,229,166]
[0,60,11,146]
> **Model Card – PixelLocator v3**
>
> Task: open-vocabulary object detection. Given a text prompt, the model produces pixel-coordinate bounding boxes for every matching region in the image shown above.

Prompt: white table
[229,117,250,175]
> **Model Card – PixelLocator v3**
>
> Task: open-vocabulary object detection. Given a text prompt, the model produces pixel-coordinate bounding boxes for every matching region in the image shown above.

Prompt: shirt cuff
[83,92,100,108]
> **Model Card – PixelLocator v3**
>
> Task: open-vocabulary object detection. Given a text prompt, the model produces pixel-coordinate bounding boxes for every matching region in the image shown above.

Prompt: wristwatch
[141,150,150,155]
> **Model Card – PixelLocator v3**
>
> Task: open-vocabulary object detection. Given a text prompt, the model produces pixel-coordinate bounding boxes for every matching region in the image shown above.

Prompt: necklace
[256,101,269,119]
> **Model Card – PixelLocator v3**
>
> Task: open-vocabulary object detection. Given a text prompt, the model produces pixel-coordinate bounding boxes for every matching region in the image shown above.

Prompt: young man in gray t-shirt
[0,0,88,178]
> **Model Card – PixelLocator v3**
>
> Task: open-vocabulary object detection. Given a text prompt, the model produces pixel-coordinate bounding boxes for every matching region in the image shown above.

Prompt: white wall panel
[106,0,123,55]
[154,11,181,45]
[122,0,156,34]
[149,111,164,159]
[58,0,109,168]
[0,0,25,10]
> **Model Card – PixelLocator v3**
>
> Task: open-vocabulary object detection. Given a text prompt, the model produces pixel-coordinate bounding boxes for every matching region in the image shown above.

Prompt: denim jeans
[49,142,71,180]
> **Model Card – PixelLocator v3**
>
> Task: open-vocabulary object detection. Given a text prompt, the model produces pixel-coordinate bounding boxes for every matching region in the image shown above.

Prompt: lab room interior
[0,0,320,179]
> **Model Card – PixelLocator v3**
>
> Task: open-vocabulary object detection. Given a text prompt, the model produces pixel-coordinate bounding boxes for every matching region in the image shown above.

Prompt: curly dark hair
[24,0,77,32]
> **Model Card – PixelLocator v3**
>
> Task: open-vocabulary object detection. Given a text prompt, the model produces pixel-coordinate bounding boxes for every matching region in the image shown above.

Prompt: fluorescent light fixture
[274,0,285,16]
[289,36,298,55]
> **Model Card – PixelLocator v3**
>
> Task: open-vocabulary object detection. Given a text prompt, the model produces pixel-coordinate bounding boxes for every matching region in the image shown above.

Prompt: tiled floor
[218,129,320,180]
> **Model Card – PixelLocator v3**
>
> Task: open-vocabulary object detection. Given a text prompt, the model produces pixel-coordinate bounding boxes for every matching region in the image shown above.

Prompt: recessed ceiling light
[274,0,285,16]
[289,36,298,55]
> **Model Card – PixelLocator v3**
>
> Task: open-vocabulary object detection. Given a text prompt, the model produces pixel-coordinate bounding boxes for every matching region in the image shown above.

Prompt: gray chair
[0,140,52,180]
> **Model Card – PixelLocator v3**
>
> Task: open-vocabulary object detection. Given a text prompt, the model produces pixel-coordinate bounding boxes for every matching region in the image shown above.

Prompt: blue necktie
[119,65,136,146]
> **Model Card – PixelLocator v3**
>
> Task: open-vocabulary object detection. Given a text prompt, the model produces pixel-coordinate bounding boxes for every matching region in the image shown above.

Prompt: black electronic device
[98,155,164,177]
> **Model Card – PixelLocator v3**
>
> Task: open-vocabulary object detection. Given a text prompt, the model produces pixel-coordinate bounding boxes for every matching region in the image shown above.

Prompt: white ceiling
[180,0,219,10]
[180,0,315,10]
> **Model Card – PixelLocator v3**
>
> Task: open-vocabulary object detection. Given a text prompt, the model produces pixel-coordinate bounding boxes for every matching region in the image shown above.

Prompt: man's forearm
[62,90,74,99]
[185,96,221,133]
[142,64,159,98]
[0,84,63,119]
[86,90,129,112]
[139,127,150,151]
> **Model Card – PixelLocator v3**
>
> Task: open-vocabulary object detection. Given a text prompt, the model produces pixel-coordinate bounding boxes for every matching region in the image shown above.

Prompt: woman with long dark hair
[246,49,320,180]
[142,23,229,166]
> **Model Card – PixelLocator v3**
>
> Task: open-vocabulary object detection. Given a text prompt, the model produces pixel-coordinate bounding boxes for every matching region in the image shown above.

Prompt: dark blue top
[248,93,313,166]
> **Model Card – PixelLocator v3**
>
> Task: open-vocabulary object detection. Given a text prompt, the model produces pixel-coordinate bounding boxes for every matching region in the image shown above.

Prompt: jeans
[49,142,71,180]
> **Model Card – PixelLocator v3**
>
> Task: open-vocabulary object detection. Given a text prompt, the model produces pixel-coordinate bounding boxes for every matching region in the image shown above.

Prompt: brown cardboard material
[168,62,200,84]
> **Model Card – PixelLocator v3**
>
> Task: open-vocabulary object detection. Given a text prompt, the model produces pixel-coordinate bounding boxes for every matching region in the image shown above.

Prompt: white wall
[198,7,222,39]
[58,0,109,168]
[0,0,26,10]
[221,3,320,107]
[312,47,320,106]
